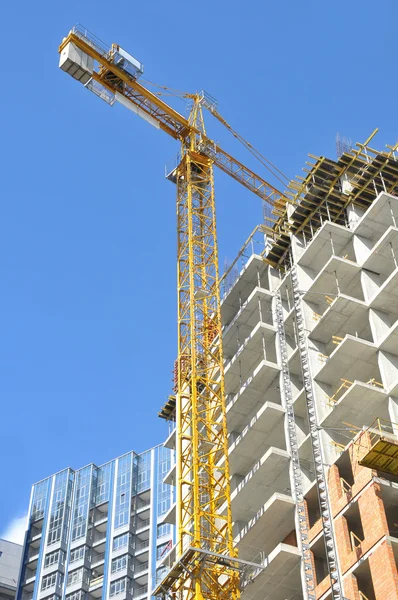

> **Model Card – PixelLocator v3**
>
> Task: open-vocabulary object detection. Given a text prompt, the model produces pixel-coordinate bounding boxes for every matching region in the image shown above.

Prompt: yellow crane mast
[58,25,286,600]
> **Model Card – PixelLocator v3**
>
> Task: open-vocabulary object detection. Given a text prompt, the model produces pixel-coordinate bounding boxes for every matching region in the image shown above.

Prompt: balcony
[369,264,398,314]
[314,336,378,386]
[302,255,362,302]
[89,575,104,598]
[230,447,290,522]
[223,286,273,354]
[136,518,150,533]
[240,543,301,600]
[163,463,176,486]
[228,402,285,476]
[234,493,295,557]
[221,254,270,325]
[91,551,106,569]
[321,380,389,433]
[310,295,368,346]
[226,359,280,432]
[354,192,398,247]
[132,584,148,599]
[297,220,353,274]
[224,323,277,395]
[163,426,176,451]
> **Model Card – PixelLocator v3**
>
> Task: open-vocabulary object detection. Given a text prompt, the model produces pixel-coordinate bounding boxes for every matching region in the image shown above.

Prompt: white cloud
[1,514,28,545]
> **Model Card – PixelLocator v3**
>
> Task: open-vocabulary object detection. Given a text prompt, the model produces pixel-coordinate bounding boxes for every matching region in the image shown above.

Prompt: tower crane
[58,25,287,600]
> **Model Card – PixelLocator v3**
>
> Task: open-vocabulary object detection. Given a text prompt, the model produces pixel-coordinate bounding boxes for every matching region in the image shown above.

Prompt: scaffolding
[264,130,398,268]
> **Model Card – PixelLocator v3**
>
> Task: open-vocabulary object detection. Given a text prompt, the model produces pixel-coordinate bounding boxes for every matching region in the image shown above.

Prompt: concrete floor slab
[370,266,398,313]
[223,287,273,356]
[221,255,270,325]
[229,402,285,475]
[379,318,398,354]
[321,381,389,430]
[354,192,398,245]
[298,221,353,274]
[314,336,378,385]
[235,493,295,557]
[361,226,398,276]
[224,325,277,395]
[231,447,290,521]
[240,543,301,600]
[310,295,368,344]
[303,256,361,299]
[224,320,276,365]
[293,388,306,419]
[226,360,280,431]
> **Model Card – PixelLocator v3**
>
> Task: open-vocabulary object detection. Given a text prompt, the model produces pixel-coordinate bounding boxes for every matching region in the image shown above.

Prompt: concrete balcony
[297,220,353,275]
[360,225,398,275]
[158,503,176,526]
[221,255,270,326]
[369,265,398,313]
[230,447,290,522]
[224,323,277,395]
[379,317,398,354]
[226,359,280,432]
[163,427,176,450]
[314,336,378,386]
[321,380,389,431]
[354,192,398,247]
[302,255,362,300]
[309,295,368,345]
[240,543,301,600]
[223,287,273,356]
[229,402,285,476]
[234,493,295,557]
[163,463,176,486]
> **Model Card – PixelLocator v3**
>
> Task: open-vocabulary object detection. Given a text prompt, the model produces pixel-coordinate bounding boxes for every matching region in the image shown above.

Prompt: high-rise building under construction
[160,137,398,600]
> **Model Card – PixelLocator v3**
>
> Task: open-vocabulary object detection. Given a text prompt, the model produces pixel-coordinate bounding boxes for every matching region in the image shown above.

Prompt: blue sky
[0,0,397,542]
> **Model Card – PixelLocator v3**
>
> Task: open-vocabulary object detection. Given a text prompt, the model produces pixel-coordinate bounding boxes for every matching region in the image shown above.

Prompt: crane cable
[141,79,289,188]
[207,106,290,187]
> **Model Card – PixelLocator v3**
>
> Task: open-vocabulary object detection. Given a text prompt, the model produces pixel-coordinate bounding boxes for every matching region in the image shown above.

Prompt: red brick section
[343,573,360,600]
[368,540,398,600]
[302,441,398,599]
[282,529,297,546]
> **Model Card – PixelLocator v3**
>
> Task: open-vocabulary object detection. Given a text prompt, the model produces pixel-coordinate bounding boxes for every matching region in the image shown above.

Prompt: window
[113,533,129,551]
[67,568,83,586]
[66,592,84,600]
[157,541,172,560]
[110,578,126,597]
[157,524,171,539]
[69,546,85,563]
[111,555,128,573]
[42,573,57,590]
[44,550,60,568]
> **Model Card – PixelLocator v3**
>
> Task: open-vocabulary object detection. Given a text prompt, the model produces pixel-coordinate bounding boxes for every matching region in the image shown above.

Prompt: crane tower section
[58,24,250,600]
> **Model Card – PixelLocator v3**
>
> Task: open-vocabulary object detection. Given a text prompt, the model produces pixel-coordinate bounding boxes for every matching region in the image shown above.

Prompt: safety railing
[350,530,362,550]
[71,24,109,57]
[220,225,268,299]
[132,584,148,597]
[135,561,149,573]
[327,379,353,407]
[340,477,352,496]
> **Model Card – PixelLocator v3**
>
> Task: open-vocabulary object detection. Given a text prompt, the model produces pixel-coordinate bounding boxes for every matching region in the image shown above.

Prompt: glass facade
[16,443,175,600]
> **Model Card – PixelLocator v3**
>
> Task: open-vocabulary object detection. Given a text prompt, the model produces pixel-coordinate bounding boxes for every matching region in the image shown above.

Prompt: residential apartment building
[16,445,174,600]
[0,539,22,600]
[162,141,398,600]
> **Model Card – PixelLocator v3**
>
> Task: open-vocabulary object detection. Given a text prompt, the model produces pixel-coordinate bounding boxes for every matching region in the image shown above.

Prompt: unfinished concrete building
[161,134,398,600]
